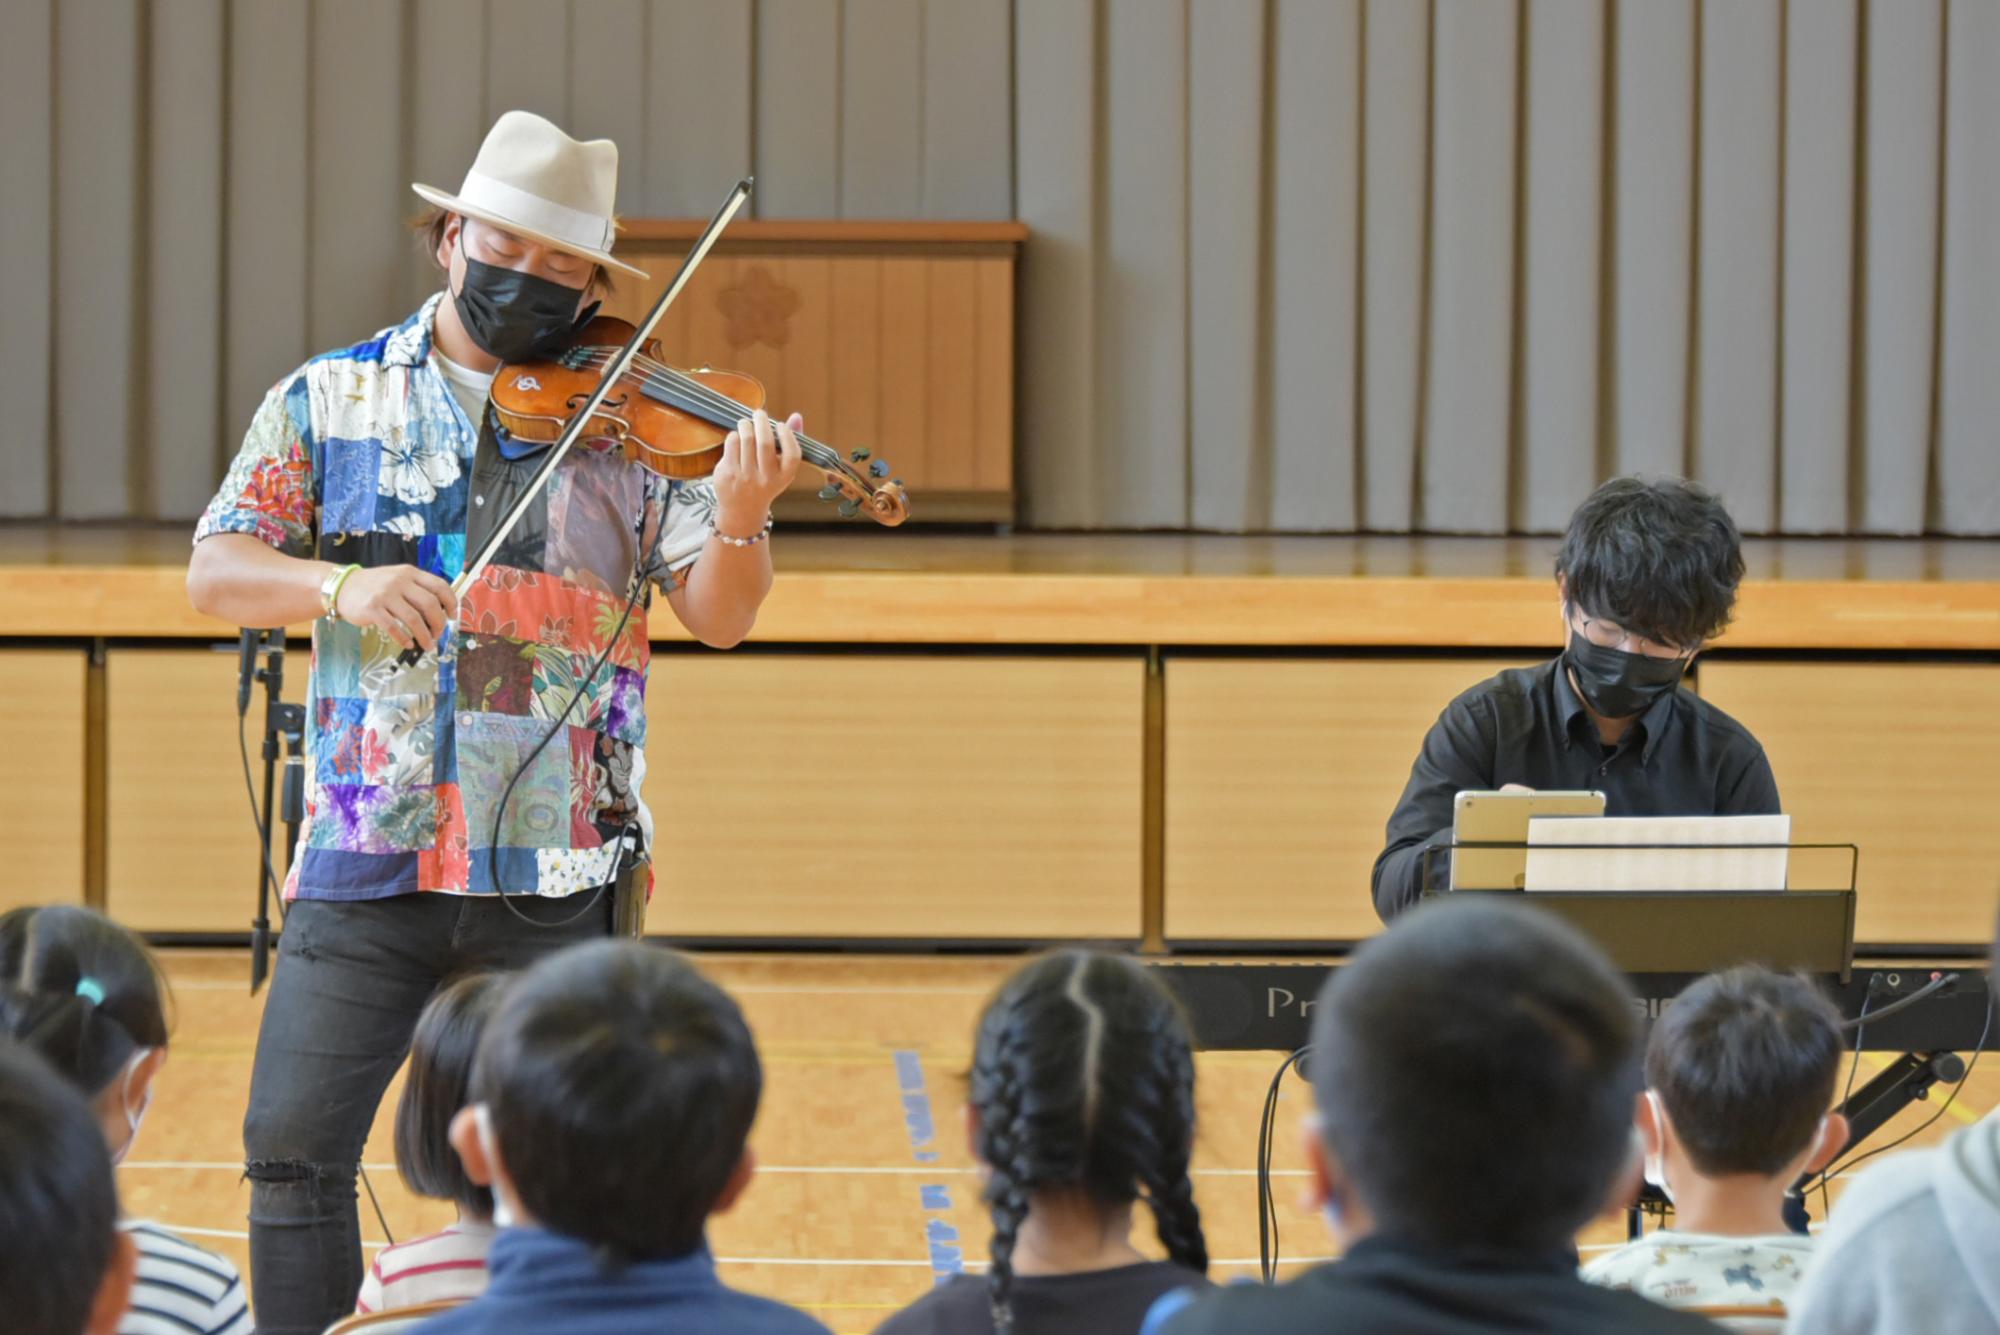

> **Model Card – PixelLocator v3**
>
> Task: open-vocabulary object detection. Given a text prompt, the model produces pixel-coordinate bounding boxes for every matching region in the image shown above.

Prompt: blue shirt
[414,1228,830,1334]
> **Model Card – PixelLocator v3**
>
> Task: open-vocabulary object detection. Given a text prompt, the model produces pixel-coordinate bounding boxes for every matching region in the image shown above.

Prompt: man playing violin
[186,111,799,1332]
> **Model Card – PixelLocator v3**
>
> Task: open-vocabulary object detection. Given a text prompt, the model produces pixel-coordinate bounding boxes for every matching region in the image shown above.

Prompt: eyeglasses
[1572,612,1695,662]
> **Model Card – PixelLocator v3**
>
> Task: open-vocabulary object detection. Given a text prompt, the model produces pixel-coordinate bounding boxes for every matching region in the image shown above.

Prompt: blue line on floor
[893,1049,964,1283]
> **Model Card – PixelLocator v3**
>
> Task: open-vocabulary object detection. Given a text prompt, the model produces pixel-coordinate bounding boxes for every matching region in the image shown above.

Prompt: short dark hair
[1309,896,1641,1252]
[0,1040,120,1335]
[971,952,1208,1334]
[396,972,509,1220]
[1555,475,1746,649]
[1647,966,1843,1177]
[413,207,614,297]
[0,906,171,1097]
[470,941,760,1261]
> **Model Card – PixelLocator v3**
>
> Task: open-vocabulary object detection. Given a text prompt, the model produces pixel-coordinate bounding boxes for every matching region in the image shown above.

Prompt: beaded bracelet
[322,562,362,620]
[712,515,775,549]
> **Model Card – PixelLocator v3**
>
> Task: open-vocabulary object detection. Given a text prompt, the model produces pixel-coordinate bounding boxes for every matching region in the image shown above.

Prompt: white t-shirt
[355,1220,497,1314]
[1583,1229,1812,1316]
[430,346,498,433]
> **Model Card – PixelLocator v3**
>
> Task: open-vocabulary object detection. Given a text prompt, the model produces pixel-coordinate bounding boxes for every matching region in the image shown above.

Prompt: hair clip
[74,977,106,1006]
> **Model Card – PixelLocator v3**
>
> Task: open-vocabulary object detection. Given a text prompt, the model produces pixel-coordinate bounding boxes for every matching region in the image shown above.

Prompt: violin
[489,314,910,526]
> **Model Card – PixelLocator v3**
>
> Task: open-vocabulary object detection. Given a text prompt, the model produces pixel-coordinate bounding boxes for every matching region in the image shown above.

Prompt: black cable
[236,708,289,930]
[1257,1046,1310,1285]
[360,1160,396,1249]
[1840,973,1958,1033]
[1817,998,1993,1188]
[1823,981,1881,1220]
[1800,971,1966,1211]
[236,664,395,1247]
[484,552,650,928]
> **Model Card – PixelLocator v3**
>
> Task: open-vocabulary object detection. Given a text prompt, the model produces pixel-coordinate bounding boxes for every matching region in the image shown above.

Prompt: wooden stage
[134,948,1997,1332]
[2,526,1997,950]
[5,526,1998,647]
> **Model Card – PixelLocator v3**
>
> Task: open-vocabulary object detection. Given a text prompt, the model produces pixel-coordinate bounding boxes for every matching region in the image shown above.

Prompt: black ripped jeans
[242,890,612,1334]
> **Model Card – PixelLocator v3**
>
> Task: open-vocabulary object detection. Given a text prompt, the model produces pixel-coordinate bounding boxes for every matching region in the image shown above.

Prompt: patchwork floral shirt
[195,294,714,900]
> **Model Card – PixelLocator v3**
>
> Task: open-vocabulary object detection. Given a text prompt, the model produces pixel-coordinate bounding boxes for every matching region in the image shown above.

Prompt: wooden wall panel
[641,655,1145,940]
[1164,657,1535,943]
[608,238,1016,518]
[1700,663,2000,946]
[107,648,301,932]
[0,651,86,910]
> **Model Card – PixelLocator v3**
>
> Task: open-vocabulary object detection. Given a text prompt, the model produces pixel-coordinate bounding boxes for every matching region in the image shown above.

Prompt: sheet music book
[1522,814,1793,892]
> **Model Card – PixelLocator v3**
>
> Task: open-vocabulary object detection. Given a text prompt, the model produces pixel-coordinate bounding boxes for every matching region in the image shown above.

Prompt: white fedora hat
[413,110,649,281]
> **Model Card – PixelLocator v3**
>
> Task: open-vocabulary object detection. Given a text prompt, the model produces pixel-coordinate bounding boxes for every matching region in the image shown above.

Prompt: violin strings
[568,349,813,445]
[565,349,858,479]
[570,350,814,457]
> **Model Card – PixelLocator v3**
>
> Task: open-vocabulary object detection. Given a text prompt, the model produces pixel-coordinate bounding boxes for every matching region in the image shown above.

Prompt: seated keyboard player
[1371,476,1781,922]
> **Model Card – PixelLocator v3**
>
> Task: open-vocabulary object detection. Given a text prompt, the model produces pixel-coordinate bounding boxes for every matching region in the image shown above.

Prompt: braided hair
[0,906,170,1098]
[970,951,1207,1334]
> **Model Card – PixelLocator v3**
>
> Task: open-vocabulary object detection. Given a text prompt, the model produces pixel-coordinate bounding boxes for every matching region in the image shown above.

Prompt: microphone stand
[241,629,304,995]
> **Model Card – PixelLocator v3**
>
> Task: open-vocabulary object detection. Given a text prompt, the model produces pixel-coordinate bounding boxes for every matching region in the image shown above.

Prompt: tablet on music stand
[1449,789,1606,891]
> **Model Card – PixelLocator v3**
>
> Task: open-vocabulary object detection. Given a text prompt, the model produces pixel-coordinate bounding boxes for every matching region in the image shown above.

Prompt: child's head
[0,906,171,1164]
[0,1040,136,1335]
[395,972,509,1222]
[1307,896,1641,1254]
[1643,965,1848,1190]
[969,951,1208,1331]
[451,941,760,1261]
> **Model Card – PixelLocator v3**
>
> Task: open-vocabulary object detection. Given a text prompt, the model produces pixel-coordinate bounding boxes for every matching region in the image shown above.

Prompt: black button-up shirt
[1371,656,1782,921]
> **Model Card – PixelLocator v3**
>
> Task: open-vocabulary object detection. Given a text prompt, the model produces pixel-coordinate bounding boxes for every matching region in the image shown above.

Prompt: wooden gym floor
[129,950,1998,1334]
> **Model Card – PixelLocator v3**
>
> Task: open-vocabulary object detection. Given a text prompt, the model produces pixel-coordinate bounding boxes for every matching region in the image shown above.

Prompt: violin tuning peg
[817,484,841,502]
[837,499,862,519]
[849,447,871,462]
[868,459,890,478]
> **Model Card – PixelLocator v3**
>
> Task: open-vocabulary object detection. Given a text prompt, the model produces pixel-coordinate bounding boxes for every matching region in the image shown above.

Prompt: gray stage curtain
[0,0,1010,522]
[5,0,1996,535]
[1016,0,2000,535]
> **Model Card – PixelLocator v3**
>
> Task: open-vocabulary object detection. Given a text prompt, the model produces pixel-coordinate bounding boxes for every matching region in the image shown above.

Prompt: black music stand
[1422,839,1856,969]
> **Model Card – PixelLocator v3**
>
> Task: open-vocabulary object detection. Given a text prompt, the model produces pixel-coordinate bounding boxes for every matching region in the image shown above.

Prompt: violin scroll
[816,445,910,525]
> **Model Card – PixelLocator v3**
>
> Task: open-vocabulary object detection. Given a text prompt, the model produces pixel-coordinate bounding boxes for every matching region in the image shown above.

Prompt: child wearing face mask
[1583,966,1849,1322]
[354,972,509,1316]
[0,906,253,1335]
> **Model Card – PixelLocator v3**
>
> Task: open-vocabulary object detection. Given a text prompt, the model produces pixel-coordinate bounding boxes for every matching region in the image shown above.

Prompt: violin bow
[394,176,754,667]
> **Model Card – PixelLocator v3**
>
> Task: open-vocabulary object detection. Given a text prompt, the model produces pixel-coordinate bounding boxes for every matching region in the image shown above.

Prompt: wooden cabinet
[609,221,1022,523]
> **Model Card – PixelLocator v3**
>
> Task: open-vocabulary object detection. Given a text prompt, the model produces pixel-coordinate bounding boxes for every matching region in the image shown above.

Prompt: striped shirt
[356,1221,495,1314]
[120,1222,253,1335]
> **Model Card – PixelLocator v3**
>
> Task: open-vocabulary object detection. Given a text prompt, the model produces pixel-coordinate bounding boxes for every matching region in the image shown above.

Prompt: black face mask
[1565,630,1690,719]
[451,257,598,362]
